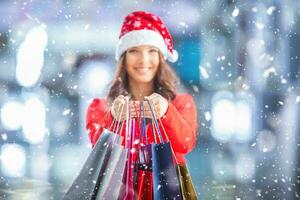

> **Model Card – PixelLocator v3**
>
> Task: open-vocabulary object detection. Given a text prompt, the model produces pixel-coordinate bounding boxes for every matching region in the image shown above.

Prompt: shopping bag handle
[141,101,149,144]
[139,101,150,164]
[131,100,147,144]
[145,97,173,143]
[125,97,131,149]
[145,98,165,144]
[145,97,179,163]
[109,100,126,135]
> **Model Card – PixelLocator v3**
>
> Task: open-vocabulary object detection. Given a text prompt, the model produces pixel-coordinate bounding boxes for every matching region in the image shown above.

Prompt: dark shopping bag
[146,98,198,200]
[145,99,182,200]
[152,142,182,200]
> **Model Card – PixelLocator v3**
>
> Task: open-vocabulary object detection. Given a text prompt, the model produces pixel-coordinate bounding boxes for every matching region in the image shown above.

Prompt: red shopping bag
[134,101,153,200]
[135,163,152,200]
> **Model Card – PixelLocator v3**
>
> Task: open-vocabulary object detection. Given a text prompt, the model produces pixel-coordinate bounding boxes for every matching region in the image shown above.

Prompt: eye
[149,48,158,53]
[127,49,137,53]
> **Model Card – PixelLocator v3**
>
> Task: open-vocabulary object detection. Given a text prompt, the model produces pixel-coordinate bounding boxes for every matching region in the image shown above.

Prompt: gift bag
[118,102,136,200]
[63,129,122,200]
[64,104,127,200]
[135,162,153,200]
[97,107,128,199]
[176,164,198,200]
[95,132,128,199]
[146,98,198,200]
[145,99,182,200]
[135,102,153,200]
[100,149,127,199]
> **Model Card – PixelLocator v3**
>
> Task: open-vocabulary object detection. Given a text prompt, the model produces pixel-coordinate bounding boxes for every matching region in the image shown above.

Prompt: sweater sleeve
[86,98,113,146]
[160,94,198,154]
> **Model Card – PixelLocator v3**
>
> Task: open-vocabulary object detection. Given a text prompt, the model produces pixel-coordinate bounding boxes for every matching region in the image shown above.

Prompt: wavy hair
[107,52,179,103]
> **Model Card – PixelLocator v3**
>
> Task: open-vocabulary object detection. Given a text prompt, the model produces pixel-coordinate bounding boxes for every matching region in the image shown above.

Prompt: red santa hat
[115,11,178,63]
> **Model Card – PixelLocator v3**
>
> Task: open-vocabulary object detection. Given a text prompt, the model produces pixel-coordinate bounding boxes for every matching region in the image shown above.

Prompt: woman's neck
[129,81,154,101]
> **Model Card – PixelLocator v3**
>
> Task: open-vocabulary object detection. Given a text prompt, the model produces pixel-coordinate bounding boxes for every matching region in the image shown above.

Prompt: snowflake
[130,148,136,154]
[200,66,209,79]
[232,8,239,17]
[204,112,211,121]
[255,21,265,29]
[1,133,7,141]
[63,109,71,116]
[267,6,276,15]
[296,96,300,103]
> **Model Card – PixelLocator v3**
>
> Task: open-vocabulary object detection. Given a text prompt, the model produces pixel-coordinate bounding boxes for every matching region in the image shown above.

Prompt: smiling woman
[85,10,198,199]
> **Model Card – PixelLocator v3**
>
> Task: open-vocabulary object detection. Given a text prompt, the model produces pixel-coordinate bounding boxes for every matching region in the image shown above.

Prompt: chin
[139,80,153,84]
[135,76,154,83]
[136,78,153,84]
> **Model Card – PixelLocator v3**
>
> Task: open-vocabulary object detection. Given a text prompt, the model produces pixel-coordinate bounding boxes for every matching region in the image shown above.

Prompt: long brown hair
[107,52,179,103]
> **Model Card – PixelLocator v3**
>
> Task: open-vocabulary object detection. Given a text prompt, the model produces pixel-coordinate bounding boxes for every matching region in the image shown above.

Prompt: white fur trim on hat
[115,29,178,62]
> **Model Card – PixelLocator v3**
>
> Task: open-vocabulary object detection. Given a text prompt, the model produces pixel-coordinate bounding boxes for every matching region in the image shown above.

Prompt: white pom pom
[167,49,178,63]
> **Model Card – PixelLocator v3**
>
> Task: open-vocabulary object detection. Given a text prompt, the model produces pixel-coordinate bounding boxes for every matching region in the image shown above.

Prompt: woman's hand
[111,93,168,121]
[112,95,142,121]
[143,93,168,119]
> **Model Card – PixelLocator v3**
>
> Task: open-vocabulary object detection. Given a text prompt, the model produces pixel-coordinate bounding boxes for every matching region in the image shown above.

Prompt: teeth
[135,68,150,72]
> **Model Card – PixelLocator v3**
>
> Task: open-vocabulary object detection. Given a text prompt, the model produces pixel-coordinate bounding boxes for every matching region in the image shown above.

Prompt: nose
[140,51,150,63]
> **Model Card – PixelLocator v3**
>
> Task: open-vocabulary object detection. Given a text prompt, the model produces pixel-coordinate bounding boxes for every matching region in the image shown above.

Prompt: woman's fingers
[112,97,164,121]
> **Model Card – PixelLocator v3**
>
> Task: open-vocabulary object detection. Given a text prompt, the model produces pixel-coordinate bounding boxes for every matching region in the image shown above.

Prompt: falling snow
[0,1,299,199]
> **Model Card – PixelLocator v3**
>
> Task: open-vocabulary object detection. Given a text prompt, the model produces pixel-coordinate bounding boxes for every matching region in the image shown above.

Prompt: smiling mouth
[134,67,151,72]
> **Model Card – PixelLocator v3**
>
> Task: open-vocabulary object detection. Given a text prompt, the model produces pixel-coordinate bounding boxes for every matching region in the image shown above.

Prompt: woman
[86,10,197,182]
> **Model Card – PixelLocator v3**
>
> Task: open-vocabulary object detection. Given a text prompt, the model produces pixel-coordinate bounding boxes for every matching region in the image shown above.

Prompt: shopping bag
[96,143,128,199]
[135,162,153,200]
[95,133,127,199]
[95,108,128,199]
[63,129,115,200]
[100,149,127,199]
[152,142,182,200]
[147,98,199,200]
[176,164,198,200]
[118,102,135,200]
[64,98,128,200]
[135,102,153,200]
[145,98,182,200]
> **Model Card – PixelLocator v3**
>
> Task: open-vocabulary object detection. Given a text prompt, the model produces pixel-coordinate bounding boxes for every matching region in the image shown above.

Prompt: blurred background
[0,0,299,199]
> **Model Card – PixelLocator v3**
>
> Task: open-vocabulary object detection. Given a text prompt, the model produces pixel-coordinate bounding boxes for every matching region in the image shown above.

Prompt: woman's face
[125,45,160,85]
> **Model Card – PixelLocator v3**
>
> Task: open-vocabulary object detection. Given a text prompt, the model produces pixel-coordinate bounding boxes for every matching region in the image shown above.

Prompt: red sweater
[86,93,198,164]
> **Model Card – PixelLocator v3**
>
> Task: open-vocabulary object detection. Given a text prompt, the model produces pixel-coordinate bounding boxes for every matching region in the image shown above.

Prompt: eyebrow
[129,46,158,50]
[146,46,158,49]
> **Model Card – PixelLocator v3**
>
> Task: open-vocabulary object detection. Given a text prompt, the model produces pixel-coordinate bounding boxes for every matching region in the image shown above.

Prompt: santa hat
[115,11,178,63]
